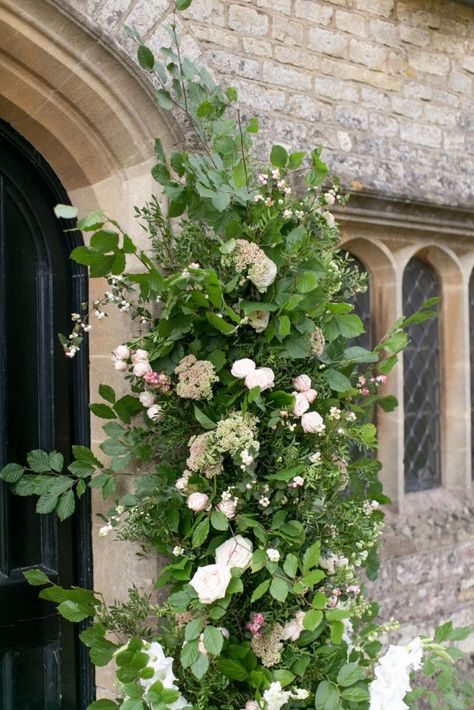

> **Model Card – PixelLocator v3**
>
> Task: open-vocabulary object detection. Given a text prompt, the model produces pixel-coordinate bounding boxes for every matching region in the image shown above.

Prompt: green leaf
[184,618,204,641]
[203,626,224,655]
[323,369,352,392]
[181,640,199,669]
[194,405,217,430]
[273,669,296,687]
[312,592,327,609]
[278,315,291,338]
[288,151,306,169]
[247,117,259,133]
[286,225,307,250]
[270,145,288,169]
[54,204,78,219]
[343,346,378,363]
[206,312,235,335]
[23,568,50,586]
[341,686,369,702]
[137,44,154,70]
[90,403,117,419]
[176,0,193,9]
[56,490,76,520]
[240,301,278,315]
[378,395,398,412]
[335,313,364,338]
[329,620,344,644]
[296,271,318,293]
[192,518,210,548]
[337,662,365,687]
[191,653,209,679]
[76,210,105,231]
[302,541,320,571]
[36,492,59,514]
[216,658,249,681]
[90,230,119,253]
[210,511,229,531]
[283,553,298,578]
[315,680,340,710]
[303,609,323,631]
[269,577,288,602]
[57,600,90,622]
[0,463,25,483]
[27,450,51,473]
[251,579,270,602]
[87,701,119,709]
[48,451,64,473]
[156,89,173,110]
[99,384,116,404]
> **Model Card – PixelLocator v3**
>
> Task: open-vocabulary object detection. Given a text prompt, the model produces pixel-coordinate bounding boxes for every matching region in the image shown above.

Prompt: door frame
[0,119,94,708]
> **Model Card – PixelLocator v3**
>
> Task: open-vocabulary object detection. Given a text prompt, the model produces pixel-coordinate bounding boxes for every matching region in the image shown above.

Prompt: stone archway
[0,0,180,698]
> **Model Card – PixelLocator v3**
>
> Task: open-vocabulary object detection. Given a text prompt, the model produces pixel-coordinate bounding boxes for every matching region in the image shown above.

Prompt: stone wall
[68,0,474,206]
[54,0,474,662]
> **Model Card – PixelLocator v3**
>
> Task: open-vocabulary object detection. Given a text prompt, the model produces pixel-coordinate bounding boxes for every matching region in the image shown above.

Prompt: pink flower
[304,388,317,403]
[113,359,127,372]
[301,411,325,433]
[217,500,237,520]
[360,387,370,396]
[289,475,305,488]
[347,584,361,595]
[247,613,265,637]
[376,374,388,385]
[187,492,209,512]
[293,392,310,417]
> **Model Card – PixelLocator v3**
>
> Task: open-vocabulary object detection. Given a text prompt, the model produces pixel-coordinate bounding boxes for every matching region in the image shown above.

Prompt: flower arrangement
[1,2,472,709]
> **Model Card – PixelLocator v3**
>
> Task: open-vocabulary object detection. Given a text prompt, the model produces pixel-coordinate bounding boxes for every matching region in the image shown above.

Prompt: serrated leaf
[56,490,76,520]
[27,450,51,473]
[48,451,64,473]
[191,653,209,679]
[323,369,352,392]
[210,511,228,531]
[23,568,50,586]
[192,517,210,548]
[203,626,224,656]
[57,600,90,622]
[283,553,298,578]
[251,579,270,602]
[315,680,340,710]
[181,640,199,669]
[184,618,204,641]
[302,541,320,571]
[0,463,25,483]
[269,577,288,602]
[303,609,323,631]
[137,44,154,70]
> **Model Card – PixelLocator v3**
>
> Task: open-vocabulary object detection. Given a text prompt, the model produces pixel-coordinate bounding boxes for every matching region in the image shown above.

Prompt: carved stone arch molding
[0,0,180,697]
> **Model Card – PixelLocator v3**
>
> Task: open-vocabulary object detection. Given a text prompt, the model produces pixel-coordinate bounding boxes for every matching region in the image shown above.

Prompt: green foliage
[3,3,470,709]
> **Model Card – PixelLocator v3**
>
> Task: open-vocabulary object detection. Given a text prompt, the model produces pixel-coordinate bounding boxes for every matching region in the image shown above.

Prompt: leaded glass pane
[470,271,474,478]
[347,255,372,350]
[403,258,441,492]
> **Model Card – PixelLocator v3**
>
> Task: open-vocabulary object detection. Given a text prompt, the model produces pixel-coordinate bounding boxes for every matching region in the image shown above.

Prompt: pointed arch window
[403,257,441,492]
[346,254,372,350]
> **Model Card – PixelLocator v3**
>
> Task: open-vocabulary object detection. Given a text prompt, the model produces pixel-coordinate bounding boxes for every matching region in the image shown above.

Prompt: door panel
[0,122,93,709]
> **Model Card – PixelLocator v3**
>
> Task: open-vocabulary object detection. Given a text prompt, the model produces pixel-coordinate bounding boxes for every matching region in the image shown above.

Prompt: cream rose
[113,344,130,360]
[280,610,305,642]
[231,358,256,379]
[248,310,270,333]
[215,535,253,570]
[293,392,310,417]
[147,404,164,422]
[187,492,209,512]
[293,374,311,392]
[249,256,277,292]
[304,388,317,403]
[217,500,237,520]
[132,349,149,363]
[301,411,325,433]
[244,367,275,392]
[113,359,127,372]
[139,391,156,408]
[133,361,152,377]
[189,563,231,604]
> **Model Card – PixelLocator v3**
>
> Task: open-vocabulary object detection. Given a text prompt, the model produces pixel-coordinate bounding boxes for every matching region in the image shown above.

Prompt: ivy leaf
[23,568,50,586]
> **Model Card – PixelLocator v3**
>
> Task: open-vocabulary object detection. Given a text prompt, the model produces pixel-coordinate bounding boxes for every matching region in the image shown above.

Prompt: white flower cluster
[190,535,253,604]
[369,637,424,710]
[288,373,325,435]
[248,681,309,710]
[118,639,190,709]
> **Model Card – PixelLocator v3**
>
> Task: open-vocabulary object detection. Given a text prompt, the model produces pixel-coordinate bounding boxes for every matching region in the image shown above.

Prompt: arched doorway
[0,122,93,709]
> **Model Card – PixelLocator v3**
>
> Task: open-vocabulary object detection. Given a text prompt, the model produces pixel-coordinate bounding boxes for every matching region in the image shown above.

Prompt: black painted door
[0,123,93,709]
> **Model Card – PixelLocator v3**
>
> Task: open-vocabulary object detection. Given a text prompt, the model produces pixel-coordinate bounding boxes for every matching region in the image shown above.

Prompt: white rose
[266,548,280,562]
[113,345,130,360]
[244,367,275,392]
[293,374,311,392]
[113,359,127,372]
[175,476,189,491]
[245,703,259,710]
[217,500,237,520]
[304,388,317,403]
[215,535,253,570]
[132,349,149,363]
[293,392,310,417]
[139,391,156,408]
[249,256,277,292]
[187,492,209,512]
[280,610,305,642]
[248,310,270,333]
[231,358,256,379]
[147,404,164,422]
[133,361,152,377]
[190,563,232,604]
[301,411,325,433]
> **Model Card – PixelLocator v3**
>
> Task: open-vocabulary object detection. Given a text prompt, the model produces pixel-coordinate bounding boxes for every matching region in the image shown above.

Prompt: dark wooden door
[0,122,93,709]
